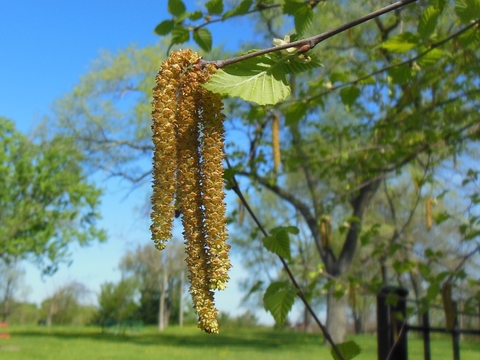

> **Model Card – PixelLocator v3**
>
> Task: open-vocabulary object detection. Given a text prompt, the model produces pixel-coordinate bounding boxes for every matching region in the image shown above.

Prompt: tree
[0,117,105,274]
[0,256,25,322]
[149,0,480,344]
[41,280,90,326]
[95,278,138,328]
[45,0,480,351]
[119,240,187,330]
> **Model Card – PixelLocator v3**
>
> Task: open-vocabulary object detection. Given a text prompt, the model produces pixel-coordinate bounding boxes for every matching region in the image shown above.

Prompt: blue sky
[0,1,276,324]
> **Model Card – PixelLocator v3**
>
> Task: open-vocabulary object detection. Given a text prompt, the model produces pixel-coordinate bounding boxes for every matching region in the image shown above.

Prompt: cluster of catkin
[150,49,231,333]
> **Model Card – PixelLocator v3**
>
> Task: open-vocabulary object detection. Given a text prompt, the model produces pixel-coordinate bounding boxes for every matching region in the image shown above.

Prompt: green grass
[0,325,479,360]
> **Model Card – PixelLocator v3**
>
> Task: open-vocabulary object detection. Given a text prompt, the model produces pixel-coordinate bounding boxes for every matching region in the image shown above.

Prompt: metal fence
[377,286,480,360]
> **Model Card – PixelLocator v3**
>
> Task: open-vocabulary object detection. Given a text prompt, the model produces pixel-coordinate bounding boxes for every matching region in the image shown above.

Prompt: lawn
[0,325,479,360]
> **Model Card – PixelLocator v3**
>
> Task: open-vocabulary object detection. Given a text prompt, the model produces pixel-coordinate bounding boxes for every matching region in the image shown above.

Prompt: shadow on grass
[9,327,325,350]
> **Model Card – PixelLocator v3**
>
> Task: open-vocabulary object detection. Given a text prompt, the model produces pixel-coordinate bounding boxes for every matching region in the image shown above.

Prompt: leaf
[340,86,361,108]
[418,48,447,67]
[189,10,203,21]
[280,54,323,74]
[206,0,224,15]
[154,20,175,36]
[168,0,187,16]
[223,0,252,19]
[434,0,447,12]
[426,282,440,301]
[284,102,309,126]
[204,54,290,105]
[263,229,292,260]
[455,0,480,23]
[378,32,420,53]
[418,6,440,41]
[331,340,361,360]
[388,64,412,85]
[193,28,212,52]
[170,26,190,49]
[263,281,297,326]
[283,0,313,35]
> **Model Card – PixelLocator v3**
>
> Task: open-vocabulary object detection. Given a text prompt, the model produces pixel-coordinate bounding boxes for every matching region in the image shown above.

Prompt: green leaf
[340,86,361,108]
[206,0,224,15]
[434,211,450,225]
[154,20,175,36]
[271,225,300,235]
[378,32,420,53]
[203,54,291,105]
[263,228,293,260]
[331,340,361,360]
[458,27,480,49]
[263,281,297,326]
[426,282,440,301]
[223,0,252,19]
[169,26,190,49]
[284,102,309,126]
[433,0,447,12]
[189,10,203,20]
[168,0,187,16]
[418,6,440,41]
[283,0,313,35]
[330,71,350,84]
[388,64,412,85]
[455,0,480,23]
[281,54,323,74]
[418,48,446,67]
[193,28,212,52]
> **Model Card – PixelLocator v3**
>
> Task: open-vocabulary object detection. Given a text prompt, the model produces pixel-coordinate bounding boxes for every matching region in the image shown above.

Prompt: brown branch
[225,155,345,360]
[201,0,418,68]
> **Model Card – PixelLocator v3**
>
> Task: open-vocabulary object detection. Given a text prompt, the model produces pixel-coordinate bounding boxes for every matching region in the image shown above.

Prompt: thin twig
[224,153,346,360]
[201,0,418,68]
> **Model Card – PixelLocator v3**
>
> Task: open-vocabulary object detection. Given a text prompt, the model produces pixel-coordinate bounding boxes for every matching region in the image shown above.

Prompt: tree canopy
[0,117,105,274]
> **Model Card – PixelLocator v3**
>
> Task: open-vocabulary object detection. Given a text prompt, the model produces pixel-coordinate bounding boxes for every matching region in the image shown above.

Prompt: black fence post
[377,286,409,360]
[422,310,431,360]
[452,302,460,360]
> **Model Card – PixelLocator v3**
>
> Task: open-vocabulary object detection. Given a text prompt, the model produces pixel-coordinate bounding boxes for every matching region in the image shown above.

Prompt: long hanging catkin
[150,50,231,333]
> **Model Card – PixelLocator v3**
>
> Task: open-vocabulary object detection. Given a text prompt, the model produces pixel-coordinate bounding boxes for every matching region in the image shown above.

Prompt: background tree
[95,278,138,329]
[0,117,106,274]
[119,239,187,330]
[40,280,90,326]
[0,256,25,322]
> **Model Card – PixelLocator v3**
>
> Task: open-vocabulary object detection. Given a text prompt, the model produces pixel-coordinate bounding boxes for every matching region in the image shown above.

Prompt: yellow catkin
[441,282,456,331]
[272,113,281,172]
[320,216,332,249]
[150,49,229,333]
[426,197,433,231]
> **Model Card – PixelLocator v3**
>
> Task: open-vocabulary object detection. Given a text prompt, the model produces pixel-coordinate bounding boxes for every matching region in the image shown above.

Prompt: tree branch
[201,0,418,69]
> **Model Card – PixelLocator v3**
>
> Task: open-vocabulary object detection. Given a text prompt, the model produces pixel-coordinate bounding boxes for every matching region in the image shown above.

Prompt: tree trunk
[158,270,168,331]
[179,271,184,327]
[326,290,348,344]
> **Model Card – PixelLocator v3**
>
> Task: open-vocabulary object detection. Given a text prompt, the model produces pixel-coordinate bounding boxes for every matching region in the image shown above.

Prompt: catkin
[441,282,456,330]
[426,197,433,231]
[150,50,230,333]
[272,113,281,172]
[320,216,332,249]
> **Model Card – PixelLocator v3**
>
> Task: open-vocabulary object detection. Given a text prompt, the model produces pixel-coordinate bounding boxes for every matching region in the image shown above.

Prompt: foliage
[40,281,90,326]
[0,117,105,274]
[95,279,138,327]
[118,241,189,328]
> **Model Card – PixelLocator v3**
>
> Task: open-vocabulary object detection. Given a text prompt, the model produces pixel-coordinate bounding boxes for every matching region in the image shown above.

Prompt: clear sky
[0,1,276,324]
